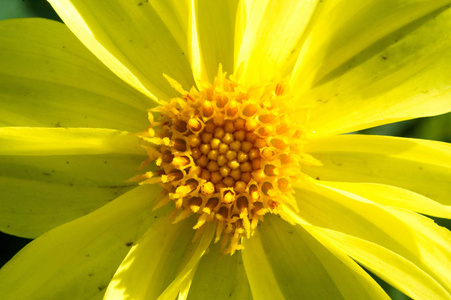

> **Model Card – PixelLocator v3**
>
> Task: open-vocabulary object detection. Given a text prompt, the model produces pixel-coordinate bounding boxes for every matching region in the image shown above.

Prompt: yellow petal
[187,241,252,299]
[303,135,451,205]
[242,215,388,299]
[0,153,144,238]
[320,181,451,219]
[147,0,190,56]
[176,267,196,300]
[146,0,204,87]
[293,0,451,91]
[294,182,451,294]
[306,225,451,300]
[158,224,215,300]
[236,0,318,83]
[0,185,166,299]
[48,0,196,101]
[0,127,145,156]
[195,0,239,81]
[291,2,451,135]
[104,220,214,300]
[104,215,195,300]
[0,18,151,131]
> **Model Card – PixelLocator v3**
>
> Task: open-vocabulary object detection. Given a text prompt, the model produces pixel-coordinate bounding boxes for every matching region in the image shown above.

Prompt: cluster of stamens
[136,69,312,254]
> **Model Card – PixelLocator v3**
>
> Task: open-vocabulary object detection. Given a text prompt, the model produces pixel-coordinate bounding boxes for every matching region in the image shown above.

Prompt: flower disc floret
[137,69,313,254]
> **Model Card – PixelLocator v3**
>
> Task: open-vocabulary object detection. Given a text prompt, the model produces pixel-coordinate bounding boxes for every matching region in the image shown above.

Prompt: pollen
[136,67,316,254]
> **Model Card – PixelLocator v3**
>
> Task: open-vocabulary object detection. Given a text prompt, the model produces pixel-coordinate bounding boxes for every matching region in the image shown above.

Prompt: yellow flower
[1,0,451,299]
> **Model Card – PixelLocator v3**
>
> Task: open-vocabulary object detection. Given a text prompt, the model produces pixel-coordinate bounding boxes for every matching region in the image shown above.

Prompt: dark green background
[1,1,450,299]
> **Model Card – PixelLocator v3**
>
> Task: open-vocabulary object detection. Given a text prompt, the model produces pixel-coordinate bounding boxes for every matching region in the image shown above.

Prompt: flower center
[136,68,311,254]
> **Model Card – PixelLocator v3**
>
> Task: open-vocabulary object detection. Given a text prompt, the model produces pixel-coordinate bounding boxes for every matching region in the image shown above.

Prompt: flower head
[136,69,310,254]
[1,0,451,299]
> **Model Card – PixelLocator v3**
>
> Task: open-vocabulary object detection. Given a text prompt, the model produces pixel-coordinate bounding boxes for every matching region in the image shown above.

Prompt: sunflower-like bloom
[1,1,451,299]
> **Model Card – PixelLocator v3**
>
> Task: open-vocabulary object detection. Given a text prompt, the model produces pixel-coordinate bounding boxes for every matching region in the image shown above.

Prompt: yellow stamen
[135,68,308,254]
